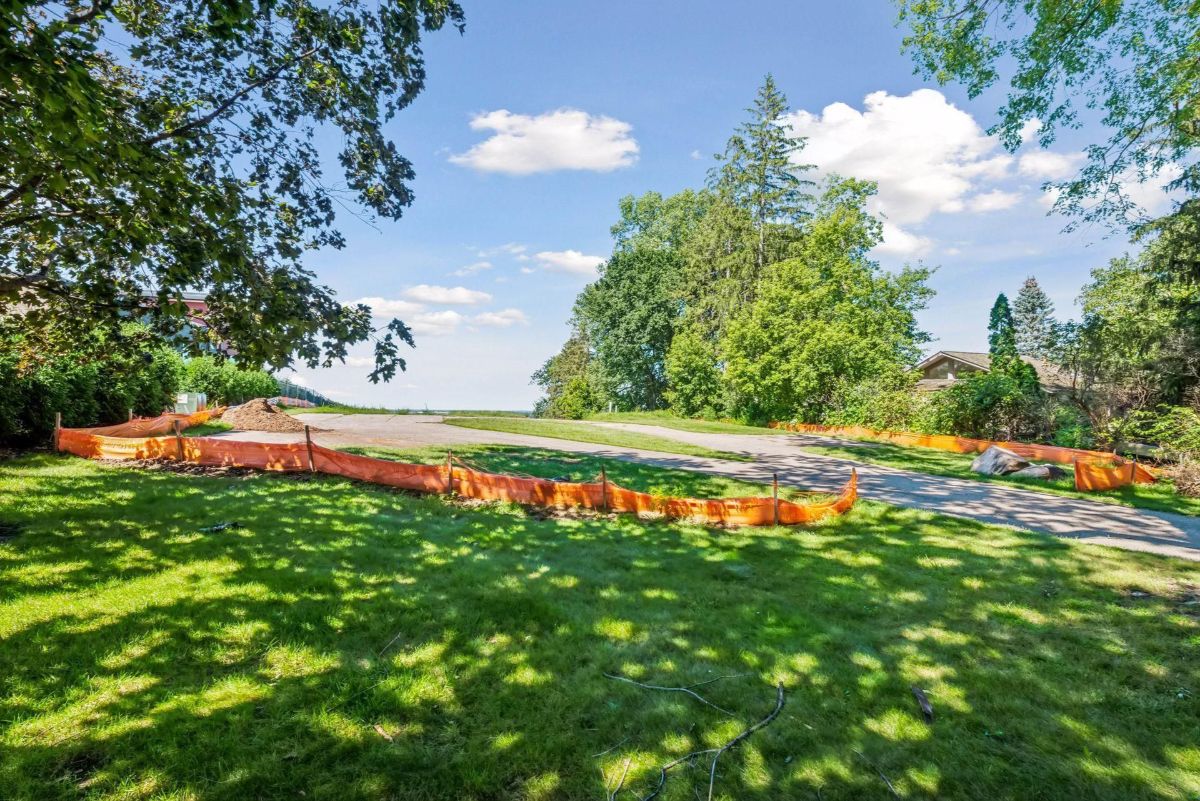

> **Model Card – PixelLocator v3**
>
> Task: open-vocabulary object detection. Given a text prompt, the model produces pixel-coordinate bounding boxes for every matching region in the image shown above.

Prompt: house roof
[918,350,1072,391]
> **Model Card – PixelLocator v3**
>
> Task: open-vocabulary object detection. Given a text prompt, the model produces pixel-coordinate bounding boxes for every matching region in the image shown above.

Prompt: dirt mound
[221,398,311,433]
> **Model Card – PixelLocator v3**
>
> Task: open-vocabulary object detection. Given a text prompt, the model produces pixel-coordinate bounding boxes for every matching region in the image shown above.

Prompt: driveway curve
[221,414,1200,561]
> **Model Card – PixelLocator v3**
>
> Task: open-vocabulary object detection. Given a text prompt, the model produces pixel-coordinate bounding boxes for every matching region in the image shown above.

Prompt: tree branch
[144,48,319,146]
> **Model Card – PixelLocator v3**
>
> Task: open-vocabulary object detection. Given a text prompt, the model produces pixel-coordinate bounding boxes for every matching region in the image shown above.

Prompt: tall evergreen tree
[709,74,815,275]
[1012,277,1057,360]
[988,293,1040,393]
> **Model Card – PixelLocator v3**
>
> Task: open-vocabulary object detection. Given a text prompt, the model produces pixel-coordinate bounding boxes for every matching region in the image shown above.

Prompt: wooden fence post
[772,472,780,526]
[173,420,185,462]
[304,425,315,473]
[54,411,61,451]
[446,450,454,495]
[600,465,608,513]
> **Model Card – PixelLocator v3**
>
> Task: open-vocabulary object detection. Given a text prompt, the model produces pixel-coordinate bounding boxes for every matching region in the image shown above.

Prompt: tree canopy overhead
[1,0,465,378]
[897,0,1199,228]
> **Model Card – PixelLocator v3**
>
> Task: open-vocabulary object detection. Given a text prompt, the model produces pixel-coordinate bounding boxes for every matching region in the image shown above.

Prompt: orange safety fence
[771,421,1157,490]
[1074,458,1142,492]
[54,426,857,527]
[67,408,226,440]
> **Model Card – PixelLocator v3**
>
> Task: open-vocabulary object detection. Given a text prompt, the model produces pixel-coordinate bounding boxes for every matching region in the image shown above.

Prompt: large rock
[971,445,1031,476]
[1009,464,1068,481]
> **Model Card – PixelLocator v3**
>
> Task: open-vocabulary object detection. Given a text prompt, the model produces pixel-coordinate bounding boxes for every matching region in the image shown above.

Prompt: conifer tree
[709,74,815,274]
[988,293,1041,393]
[1013,277,1057,360]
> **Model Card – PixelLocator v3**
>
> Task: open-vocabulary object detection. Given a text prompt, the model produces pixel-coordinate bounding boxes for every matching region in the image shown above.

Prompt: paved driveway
[220,414,1200,561]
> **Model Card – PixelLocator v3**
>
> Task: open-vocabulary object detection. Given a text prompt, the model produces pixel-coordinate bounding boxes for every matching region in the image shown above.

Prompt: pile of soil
[221,398,311,433]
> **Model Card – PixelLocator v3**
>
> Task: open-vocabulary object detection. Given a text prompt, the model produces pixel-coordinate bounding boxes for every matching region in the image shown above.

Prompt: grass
[286,407,530,417]
[799,440,1200,517]
[342,444,828,502]
[2,454,1199,800]
[182,420,233,437]
[585,411,786,436]
[286,404,409,415]
[443,416,750,462]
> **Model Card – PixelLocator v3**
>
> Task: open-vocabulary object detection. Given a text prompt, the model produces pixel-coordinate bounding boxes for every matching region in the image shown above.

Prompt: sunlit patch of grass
[801,440,1200,517]
[182,420,233,437]
[585,411,787,436]
[442,417,750,461]
[0,454,1198,800]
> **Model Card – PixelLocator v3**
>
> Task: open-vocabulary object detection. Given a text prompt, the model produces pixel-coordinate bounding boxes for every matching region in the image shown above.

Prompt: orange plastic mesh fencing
[311,445,449,492]
[1074,459,1141,492]
[71,408,225,439]
[55,427,857,527]
[772,422,1157,487]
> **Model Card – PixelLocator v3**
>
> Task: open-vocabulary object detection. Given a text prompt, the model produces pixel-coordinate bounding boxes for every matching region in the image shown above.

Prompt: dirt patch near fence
[221,398,314,433]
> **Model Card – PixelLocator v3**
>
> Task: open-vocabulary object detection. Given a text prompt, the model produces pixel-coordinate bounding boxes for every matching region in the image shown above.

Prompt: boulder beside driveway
[971,445,1031,476]
[1009,464,1069,481]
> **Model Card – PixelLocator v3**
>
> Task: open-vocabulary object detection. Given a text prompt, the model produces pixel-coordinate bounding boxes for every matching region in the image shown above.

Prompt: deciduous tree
[1,0,463,378]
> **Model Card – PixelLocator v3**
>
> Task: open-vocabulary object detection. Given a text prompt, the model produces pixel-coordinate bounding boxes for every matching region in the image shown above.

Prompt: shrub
[927,372,1041,441]
[180,356,278,405]
[0,323,184,446]
[1126,405,1200,497]
[822,372,933,431]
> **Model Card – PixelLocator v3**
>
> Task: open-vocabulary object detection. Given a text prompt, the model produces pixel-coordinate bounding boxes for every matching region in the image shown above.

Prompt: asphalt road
[219,414,1200,561]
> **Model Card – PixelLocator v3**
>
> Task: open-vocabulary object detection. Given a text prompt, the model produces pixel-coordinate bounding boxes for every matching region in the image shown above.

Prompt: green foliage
[710,74,815,271]
[2,0,452,379]
[897,0,1199,228]
[1013,277,1057,360]
[530,332,602,419]
[927,371,1038,441]
[822,372,936,432]
[574,249,683,410]
[0,323,183,445]
[988,292,1041,396]
[663,325,724,418]
[722,179,933,423]
[180,357,278,406]
[610,189,713,253]
[1054,250,1197,437]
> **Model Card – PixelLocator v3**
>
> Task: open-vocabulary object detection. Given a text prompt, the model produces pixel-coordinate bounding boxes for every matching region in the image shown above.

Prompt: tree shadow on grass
[0,454,1198,800]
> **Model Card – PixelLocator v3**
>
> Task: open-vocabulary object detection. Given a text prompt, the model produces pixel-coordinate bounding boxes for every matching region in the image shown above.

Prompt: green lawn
[182,420,233,437]
[2,454,1198,800]
[443,416,749,461]
[342,444,828,502]
[286,404,409,415]
[585,411,786,436]
[799,440,1200,517]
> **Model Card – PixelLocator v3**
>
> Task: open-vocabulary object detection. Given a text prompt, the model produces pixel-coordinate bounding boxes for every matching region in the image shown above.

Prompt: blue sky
[283,0,1166,410]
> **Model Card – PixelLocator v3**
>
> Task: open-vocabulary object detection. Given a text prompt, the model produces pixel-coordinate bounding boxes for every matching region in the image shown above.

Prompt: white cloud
[535,249,605,277]
[690,149,703,160]
[475,242,527,258]
[449,108,639,174]
[966,189,1022,213]
[875,221,934,257]
[409,310,465,337]
[353,296,425,318]
[451,260,492,277]
[787,89,1012,225]
[520,266,535,274]
[1018,150,1085,180]
[344,356,376,368]
[1018,119,1042,144]
[403,284,492,305]
[474,308,530,327]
